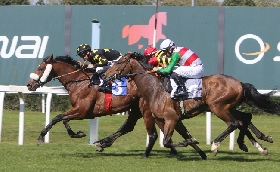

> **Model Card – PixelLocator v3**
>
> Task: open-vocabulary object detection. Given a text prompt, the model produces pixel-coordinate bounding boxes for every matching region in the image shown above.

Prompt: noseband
[30,61,84,88]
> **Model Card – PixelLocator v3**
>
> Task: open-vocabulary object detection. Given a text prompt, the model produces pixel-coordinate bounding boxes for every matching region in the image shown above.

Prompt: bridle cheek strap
[40,64,52,82]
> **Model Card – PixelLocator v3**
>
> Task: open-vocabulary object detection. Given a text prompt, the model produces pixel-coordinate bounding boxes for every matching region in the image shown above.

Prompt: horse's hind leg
[248,122,273,143]
[232,110,269,154]
[37,114,64,145]
[62,119,86,138]
[244,127,268,155]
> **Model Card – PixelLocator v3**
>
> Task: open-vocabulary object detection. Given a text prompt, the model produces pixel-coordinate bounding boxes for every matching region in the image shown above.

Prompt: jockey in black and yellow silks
[155,50,172,68]
[90,49,121,67]
[143,46,172,68]
[76,44,122,90]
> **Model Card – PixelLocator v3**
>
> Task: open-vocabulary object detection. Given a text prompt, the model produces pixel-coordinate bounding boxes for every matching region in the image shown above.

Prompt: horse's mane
[128,52,153,71]
[54,55,79,67]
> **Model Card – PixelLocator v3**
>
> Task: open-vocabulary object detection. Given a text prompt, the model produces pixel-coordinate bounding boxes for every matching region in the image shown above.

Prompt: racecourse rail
[0,85,279,150]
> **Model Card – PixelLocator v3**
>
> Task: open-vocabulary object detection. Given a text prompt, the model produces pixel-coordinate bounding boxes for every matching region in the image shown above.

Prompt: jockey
[144,46,158,66]
[76,43,122,91]
[144,46,171,68]
[154,39,204,97]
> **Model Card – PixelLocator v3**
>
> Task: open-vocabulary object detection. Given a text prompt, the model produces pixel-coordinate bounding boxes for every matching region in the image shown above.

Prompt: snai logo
[122,12,167,49]
[0,36,48,58]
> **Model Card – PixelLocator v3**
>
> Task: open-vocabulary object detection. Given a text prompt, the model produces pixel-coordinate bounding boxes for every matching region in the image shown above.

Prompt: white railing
[0,85,68,145]
[0,85,278,150]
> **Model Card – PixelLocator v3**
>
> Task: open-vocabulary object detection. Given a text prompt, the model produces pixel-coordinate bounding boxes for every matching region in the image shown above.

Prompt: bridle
[30,60,86,88]
[103,53,145,83]
[102,55,132,83]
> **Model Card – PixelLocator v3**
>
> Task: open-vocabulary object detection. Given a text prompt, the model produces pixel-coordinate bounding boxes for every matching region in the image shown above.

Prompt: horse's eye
[38,67,44,71]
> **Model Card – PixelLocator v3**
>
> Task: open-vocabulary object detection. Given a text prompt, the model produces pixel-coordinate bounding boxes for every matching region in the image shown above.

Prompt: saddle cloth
[170,78,202,99]
[99,78,127,96]
[96,63,127,96]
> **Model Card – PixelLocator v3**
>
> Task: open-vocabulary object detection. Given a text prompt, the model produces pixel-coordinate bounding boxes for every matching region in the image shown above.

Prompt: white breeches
[173,64,204,78]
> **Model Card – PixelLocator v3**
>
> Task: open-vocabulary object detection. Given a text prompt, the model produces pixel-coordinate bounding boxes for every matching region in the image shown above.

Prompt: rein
[105,54,146,82]
[53,68,84,80]
[53,60,87,80]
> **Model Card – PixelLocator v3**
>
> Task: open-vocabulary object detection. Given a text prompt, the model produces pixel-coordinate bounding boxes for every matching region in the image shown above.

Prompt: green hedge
[4,94,71,112]
[3,93,280,114]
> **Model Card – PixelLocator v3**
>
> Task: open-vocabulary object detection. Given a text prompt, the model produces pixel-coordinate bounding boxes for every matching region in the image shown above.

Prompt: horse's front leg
[154,119,178,156]
[174,120,206,160]
[37,114,64,145]
[94,116,139,152]
[94,108,141,152]
[62,119,86,138]
[211,120,240,156]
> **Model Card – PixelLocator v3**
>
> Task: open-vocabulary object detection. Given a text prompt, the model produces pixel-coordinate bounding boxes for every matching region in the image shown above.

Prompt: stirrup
[98,86,112,93]
[174,89,188,97]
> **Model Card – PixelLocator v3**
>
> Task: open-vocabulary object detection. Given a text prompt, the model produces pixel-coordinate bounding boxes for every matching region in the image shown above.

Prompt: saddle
[160,75,202,100]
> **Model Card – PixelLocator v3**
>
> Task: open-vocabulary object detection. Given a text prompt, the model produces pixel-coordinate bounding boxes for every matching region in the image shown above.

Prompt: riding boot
[98,82,112,93]
[171,72,188,97]
[88,72,100,88]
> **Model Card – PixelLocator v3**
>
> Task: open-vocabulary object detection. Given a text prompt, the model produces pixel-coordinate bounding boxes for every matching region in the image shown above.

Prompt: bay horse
[101,52,280,156]
[26,55,206,159]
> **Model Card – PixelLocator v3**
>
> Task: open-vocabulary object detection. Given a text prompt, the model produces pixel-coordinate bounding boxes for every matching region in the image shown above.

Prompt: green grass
[0,110,279,172]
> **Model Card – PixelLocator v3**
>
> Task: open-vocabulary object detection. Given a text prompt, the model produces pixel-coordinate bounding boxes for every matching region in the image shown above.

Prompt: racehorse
[101,52,280,155]
[26,54,206,159]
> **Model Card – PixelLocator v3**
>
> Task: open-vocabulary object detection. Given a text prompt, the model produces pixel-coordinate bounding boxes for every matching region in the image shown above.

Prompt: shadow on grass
[60,149,278,162]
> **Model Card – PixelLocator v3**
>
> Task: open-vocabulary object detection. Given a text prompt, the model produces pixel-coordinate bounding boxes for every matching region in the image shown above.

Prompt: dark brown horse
[26,55,206,159]
[102,52,280,155]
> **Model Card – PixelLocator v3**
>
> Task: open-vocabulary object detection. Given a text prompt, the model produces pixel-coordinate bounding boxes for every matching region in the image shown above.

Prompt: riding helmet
[160,39,176,51]
[144,46,157,57]
[77,44,91,56]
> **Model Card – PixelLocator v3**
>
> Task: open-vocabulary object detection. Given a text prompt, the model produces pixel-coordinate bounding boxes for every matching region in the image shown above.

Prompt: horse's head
[27,54,56,91]
[27,54,83,91]
[103,52,151,83]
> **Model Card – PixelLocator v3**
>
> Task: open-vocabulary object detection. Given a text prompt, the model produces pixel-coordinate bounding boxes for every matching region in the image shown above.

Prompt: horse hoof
[239,144,248,152]
[94,142,102,147]
[198,150,207,160]
[37,135,44,145]
[262,148,268,155]
[169,149,177,155]
[96,146,104,152]
[212,149,218,156]
[211,142,220,156]
[37,139,44,146]
[141,154,148,158]
[77,131,86,138]
[190,138,199,144]
[267,136,273,143]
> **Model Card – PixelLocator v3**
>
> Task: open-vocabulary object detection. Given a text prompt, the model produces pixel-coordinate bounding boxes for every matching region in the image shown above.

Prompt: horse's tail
[241,82,280,115]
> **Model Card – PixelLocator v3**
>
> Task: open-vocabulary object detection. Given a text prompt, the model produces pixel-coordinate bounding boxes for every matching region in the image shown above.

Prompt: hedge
[3,93,280,114]
[3,94,70,112]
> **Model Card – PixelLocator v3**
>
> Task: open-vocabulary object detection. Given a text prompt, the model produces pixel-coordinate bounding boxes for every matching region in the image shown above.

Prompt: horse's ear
[49,54,53,61]
[45,54,53,63]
